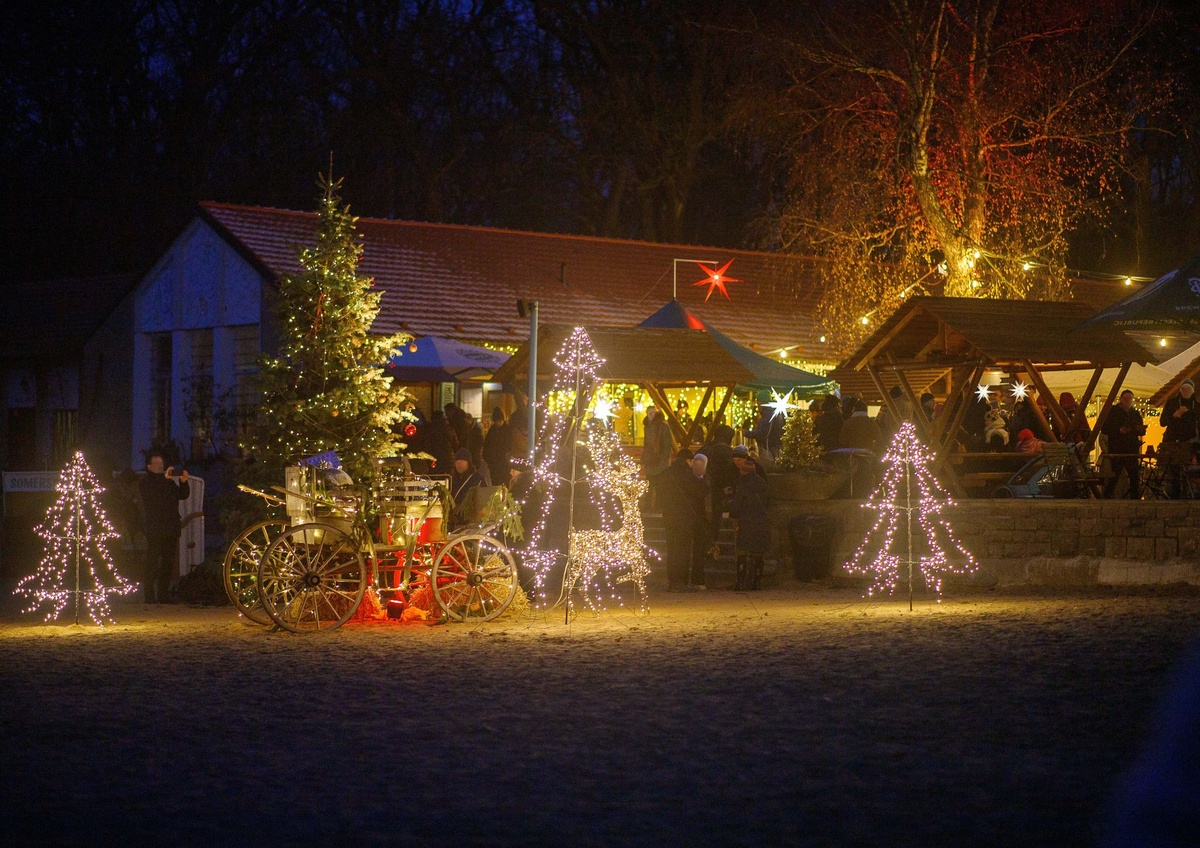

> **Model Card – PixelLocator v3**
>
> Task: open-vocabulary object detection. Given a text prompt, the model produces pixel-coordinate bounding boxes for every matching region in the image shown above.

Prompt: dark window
[150,333,172,441]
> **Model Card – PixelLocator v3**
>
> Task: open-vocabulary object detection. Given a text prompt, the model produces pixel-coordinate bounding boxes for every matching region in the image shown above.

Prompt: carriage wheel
[257,523,366,632]
[223,520,287,625]
[430,534,518,623]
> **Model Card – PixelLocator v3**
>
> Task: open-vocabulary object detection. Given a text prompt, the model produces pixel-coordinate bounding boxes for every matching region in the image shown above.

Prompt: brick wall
[769,476,1200,586]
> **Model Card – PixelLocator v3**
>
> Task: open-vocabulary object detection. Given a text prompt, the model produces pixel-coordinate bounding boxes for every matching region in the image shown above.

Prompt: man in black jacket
[1104,390,1146,499]
[1160,380,1199,498]
[138,452,189,604]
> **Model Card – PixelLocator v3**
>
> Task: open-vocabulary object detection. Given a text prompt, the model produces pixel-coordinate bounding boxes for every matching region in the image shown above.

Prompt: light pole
[517,299,539,462]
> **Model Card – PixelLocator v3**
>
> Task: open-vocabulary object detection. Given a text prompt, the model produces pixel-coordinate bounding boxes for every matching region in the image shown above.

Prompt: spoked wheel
[431,534,518,622]
[223,520,287,625]
[257,523,366,632]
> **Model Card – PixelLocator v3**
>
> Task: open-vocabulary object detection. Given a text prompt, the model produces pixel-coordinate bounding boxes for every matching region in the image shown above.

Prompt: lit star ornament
[766,388,797,419]
[975,384,991,403]
[591,396,615,423]
[1010,380,1030,401]
[692,259,742,302]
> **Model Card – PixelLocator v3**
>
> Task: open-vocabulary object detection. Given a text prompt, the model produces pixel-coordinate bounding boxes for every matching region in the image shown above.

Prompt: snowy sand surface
[2,588,1198,847]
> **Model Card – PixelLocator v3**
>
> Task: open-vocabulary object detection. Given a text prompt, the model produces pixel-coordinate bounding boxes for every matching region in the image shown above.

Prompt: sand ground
[2,587,1198,847]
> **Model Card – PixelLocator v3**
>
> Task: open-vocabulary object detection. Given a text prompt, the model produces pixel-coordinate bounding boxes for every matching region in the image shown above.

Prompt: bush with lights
[244,175,412,484]
[776,406,823,471]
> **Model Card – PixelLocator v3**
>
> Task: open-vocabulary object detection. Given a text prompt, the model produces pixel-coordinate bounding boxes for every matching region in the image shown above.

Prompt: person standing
[482,407,513,486]
[1160,380,1199,498]
[427,409,458,473]
[1104,390,1146,499]
[641,405,673,510]
[138,452,189,604]
[688,453,713,590]
[814,394,844,453]
[730,445,770,590]
[701,424,737,540]
[661,449,707,592]
[450,448,486,528]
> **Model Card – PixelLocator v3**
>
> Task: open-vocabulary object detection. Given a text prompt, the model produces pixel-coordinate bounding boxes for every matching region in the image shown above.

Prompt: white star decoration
[766,388,797,419]
[975,384,991,403]
[1010,380,1030,401]
[590,396,615,423]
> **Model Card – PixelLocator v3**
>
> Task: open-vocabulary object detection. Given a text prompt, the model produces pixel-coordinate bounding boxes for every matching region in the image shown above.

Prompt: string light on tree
[843,423,978,610]
[14,452,136,626]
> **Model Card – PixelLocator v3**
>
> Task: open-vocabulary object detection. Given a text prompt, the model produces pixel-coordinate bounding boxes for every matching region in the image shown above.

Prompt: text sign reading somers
[2,472,58,493]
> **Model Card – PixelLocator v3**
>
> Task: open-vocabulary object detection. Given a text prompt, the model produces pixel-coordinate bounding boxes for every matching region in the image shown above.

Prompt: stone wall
[769,476,1200,587]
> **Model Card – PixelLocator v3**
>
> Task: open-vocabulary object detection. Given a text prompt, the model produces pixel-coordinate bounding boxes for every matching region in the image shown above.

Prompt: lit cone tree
[776,407,822,471]
[246,174,411,484]
[15,452,136,625]
[522,327,603,609]
[844,422,977,609]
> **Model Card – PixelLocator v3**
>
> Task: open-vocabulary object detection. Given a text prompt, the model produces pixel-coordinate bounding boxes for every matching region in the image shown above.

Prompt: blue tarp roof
[638,300,836,398]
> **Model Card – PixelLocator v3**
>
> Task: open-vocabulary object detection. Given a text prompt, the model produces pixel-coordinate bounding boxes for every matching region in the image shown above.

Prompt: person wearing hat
[688,453,713,590]
[450,448,486,527]
[730,445,770,590]
[1015,428,1043,455]
[1160,380,1199,498]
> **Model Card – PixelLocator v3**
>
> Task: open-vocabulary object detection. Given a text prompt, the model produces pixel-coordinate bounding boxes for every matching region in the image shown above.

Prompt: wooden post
[887,352,934,441]
[1085,362,1131,453]
[1072,366,1105,434]
[1022,360,1069,438]
[644,383,688,447]
[704,386,736,442]
[685,384,715,444]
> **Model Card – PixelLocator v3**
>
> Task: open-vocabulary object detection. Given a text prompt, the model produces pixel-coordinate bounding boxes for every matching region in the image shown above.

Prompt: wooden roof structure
[828,297,1158,495]
[493,324,757,446]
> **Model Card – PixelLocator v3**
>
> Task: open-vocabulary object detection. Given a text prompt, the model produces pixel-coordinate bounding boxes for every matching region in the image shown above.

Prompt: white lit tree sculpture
[564,423,652,615]
[15,451,137,625]
[843,422,977,609]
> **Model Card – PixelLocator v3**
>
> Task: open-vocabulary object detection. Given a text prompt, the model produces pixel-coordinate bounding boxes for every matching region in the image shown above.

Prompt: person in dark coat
[661,449,708,592]
[1160,380,1199,499]
[815,393,843,453]
[730,445,770,590]
[482,407,513,486]
[641,405,673,511]
[839,400,881,452]
[137,452,189,604]
[688,453,713,590]
[450,448,486,528]
[701,424,737,535]
[1103,390,1146,499]
[427,410,458,473]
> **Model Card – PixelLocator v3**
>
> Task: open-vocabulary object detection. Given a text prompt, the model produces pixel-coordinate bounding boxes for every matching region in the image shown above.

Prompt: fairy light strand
[14,451,137,626]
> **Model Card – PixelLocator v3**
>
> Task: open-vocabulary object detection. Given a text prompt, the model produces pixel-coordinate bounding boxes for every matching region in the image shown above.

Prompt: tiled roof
[199,202,828,357]
[0,273,137,361]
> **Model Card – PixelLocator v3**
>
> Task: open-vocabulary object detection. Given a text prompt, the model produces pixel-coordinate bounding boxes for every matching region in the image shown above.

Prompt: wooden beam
[867,363,903,420]
[852,306,922,370]
[934,362,985,474]
[888,352,934,441]
[1085,362,1130,454]
[1071,366,1104,434]
[644,383,687,447]
[931,363,977,443]
[705,386,736,442]
[1022,360,1070,436]
[685,384,715,444]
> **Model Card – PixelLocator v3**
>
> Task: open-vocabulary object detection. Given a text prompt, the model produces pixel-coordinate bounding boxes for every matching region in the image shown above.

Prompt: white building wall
[131,219,263,467]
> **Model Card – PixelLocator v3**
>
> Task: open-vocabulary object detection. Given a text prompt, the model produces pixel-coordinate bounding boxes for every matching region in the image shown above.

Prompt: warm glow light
[590,396,615,423]
[1022,262,1032,271]
[1125,277,1133,286]
[975,384,991,403]
[1160,338,1168,347]
[1010,380,1030,400]
[819,335,827,343]
[860,316,869,325]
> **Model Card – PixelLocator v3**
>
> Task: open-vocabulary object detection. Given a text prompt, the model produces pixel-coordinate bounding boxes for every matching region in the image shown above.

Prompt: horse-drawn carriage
[222,459,520,632]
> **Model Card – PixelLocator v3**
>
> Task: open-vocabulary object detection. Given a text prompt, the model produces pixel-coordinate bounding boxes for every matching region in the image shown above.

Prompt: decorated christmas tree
[15,452,137,625]
[246,174,412,484]
[776,406,822,471]
[843,422,977,609]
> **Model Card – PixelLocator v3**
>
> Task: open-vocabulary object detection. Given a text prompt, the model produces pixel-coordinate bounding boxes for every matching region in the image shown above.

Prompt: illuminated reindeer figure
[565,428,653,614]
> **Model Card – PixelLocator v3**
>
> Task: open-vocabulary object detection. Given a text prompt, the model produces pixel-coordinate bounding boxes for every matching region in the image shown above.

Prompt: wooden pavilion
[829,297,1157,495]
[493,324,760,447]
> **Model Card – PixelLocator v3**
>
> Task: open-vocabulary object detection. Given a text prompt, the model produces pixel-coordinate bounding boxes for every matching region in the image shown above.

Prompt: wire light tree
[844,422,977,609]
[15,451,137,625]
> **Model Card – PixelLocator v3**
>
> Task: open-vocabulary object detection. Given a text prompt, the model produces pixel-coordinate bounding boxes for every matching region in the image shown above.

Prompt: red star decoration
[691,259,742,302]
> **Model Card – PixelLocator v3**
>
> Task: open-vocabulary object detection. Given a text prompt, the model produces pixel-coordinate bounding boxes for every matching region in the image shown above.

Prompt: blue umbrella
[389,336,511,383]
[1080,253,1200,330]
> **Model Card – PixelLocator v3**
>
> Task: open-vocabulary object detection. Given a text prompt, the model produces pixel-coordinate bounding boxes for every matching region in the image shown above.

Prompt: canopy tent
[829,297,1157,495]
[388,335,510,383]
[1080,252,1200,332]
[638,300,836,396]
[493,324,759,446]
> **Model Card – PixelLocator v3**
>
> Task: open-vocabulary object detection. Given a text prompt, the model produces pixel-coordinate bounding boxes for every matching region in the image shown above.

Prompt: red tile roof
[199,202,828,357]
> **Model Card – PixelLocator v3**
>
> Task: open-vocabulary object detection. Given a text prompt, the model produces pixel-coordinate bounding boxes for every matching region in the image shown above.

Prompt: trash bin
[788,514,838,581]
